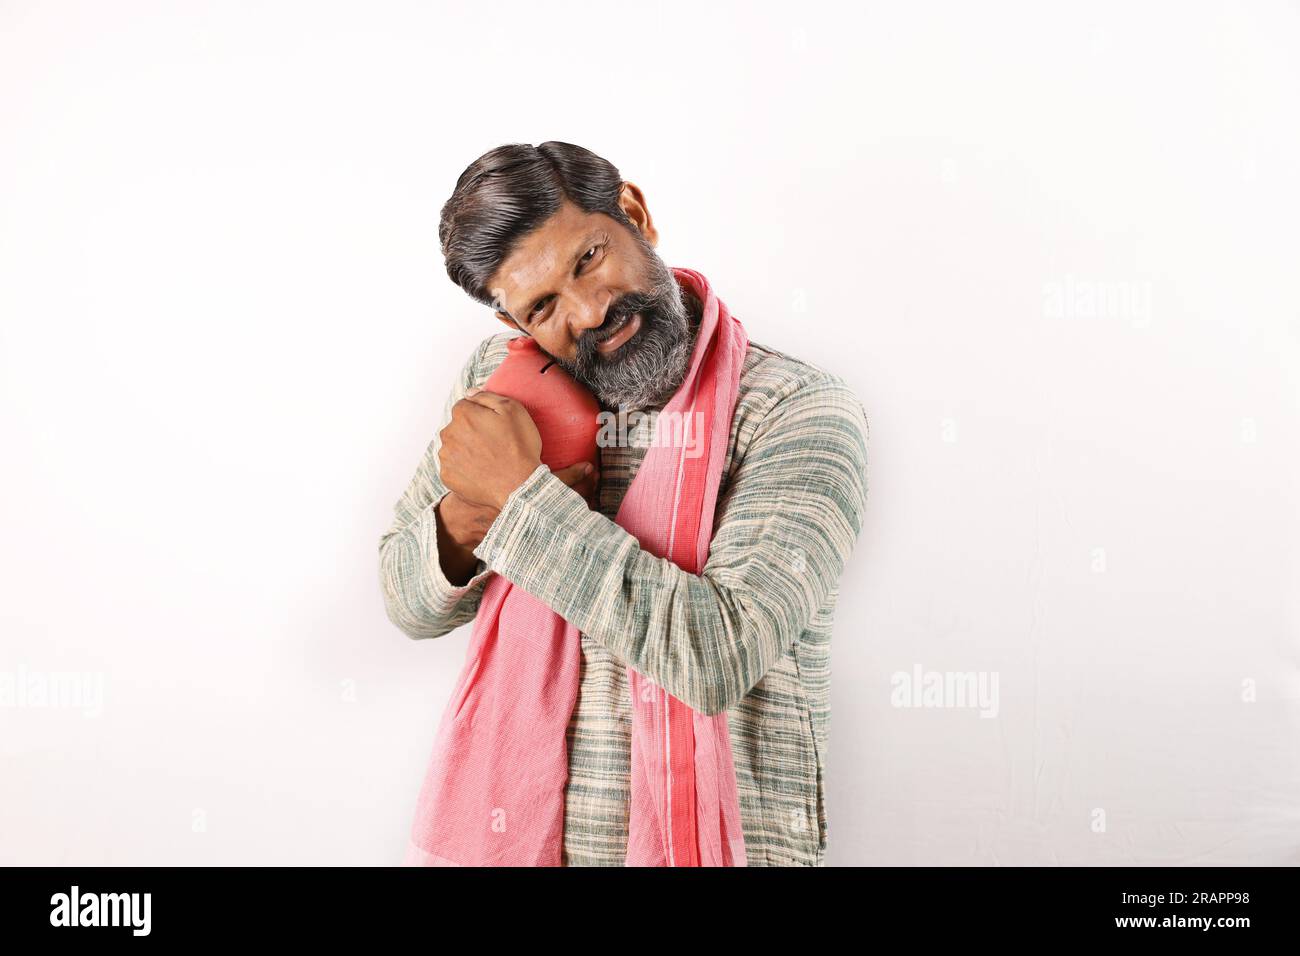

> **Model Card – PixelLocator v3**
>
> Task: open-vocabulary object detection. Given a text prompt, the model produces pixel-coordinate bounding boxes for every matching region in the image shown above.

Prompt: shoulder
[723,337,870,522]
[461,330,523,387]
[738,339,869,444]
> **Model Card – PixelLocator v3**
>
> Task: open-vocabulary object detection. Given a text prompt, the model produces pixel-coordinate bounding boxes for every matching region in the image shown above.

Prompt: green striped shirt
[379,323,869,866]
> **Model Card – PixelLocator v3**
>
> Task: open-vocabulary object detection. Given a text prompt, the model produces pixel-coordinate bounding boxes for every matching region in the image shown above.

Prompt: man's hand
[435,461,599,586]
[438,388,544,510]
[553,461,600,510]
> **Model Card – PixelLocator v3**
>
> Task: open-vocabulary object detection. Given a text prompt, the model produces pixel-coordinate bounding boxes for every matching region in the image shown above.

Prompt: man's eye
[580,246,597,264]
[530,296,551,319]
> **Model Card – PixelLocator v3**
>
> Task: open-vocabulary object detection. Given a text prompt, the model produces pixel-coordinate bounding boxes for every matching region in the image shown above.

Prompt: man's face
[485,200,694,411]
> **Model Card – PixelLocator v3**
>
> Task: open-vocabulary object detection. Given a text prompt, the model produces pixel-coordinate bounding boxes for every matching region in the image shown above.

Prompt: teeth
[599,314,630,342]
[595,312,643,354]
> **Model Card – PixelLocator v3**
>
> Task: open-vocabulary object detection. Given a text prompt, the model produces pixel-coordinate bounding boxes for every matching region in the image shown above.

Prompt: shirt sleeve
[378,337,497,640]
[472,371,870,715]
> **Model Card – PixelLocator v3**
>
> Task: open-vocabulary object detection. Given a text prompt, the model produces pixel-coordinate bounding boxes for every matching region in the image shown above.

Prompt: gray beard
[552,248,699,412]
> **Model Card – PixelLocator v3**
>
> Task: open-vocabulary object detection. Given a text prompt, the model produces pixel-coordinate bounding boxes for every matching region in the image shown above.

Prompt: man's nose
[563,291,612,338]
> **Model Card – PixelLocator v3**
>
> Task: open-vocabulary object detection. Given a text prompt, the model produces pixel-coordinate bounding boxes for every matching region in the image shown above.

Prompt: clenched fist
[437,388,544,510]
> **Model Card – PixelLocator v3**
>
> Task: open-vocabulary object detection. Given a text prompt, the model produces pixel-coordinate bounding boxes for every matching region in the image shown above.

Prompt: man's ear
[617,181,659,247]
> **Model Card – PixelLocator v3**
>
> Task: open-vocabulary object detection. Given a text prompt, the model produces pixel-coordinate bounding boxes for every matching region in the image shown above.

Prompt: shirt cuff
[473,463,591,570]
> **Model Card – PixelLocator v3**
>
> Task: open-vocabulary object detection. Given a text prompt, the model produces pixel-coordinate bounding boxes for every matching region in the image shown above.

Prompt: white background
[2,1,1297,865]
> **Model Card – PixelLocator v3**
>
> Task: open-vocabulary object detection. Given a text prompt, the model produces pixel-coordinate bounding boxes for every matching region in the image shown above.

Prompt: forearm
[380,493,492,640]
[435,511,479,587]
[434,493,496,586]
[474,467,806,715]
[378,336,498,640]
[471,373,869,712]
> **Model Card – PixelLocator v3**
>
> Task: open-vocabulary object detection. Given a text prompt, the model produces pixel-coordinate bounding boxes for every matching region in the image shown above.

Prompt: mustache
[553,261,694,410]
[577,288,665,352]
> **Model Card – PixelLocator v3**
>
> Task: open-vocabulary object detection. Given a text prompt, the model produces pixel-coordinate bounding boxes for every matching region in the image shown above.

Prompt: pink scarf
[404,267,749,866]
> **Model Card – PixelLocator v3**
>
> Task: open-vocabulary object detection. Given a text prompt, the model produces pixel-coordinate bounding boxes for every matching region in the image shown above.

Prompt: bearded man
[380,141,869,867]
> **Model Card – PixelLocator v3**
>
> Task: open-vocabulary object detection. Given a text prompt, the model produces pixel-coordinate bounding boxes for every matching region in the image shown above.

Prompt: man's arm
[378,335,601,640]
[378,338,497,640]
[470,372,869,714]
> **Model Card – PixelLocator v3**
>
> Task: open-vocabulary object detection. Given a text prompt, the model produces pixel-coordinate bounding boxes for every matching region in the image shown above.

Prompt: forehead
[488,202,607,312]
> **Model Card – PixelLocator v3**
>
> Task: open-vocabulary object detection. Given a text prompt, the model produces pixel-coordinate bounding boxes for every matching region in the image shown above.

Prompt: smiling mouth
[594,312,643,354]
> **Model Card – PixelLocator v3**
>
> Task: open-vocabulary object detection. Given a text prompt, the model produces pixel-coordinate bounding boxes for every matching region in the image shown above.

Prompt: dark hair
[437,141,632,308]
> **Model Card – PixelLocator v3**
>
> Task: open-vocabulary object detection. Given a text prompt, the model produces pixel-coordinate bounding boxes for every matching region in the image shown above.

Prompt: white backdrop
[2,0,1297,865]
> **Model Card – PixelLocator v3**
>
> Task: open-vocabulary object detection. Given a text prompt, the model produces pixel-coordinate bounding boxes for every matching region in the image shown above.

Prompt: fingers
[448,395,503,429]
[460,389,514,413]
[552,461,600,507]
[553,461,596,485]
